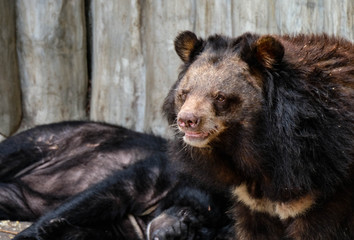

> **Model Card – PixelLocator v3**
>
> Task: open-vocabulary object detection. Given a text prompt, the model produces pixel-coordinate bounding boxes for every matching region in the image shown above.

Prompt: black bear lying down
[0,121,233,240]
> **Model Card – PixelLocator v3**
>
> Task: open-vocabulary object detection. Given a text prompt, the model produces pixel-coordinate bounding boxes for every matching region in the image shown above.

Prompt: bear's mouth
[184,131,209,139]
[182,131,210,147]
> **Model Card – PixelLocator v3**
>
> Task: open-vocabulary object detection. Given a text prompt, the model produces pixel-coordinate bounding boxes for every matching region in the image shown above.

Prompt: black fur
[165,31,354,239]
[0,121,233,239]
[0,121,166,220]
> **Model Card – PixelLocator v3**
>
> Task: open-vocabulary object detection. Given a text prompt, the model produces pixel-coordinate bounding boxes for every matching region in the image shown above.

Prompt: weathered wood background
[1,0,353,141]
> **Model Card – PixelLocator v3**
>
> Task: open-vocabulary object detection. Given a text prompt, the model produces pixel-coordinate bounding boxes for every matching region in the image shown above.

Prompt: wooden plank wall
[0,0,353,140]
[0,1,21,139]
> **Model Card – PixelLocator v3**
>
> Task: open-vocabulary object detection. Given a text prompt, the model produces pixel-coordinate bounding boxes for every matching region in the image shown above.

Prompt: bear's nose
[177,112,200,129]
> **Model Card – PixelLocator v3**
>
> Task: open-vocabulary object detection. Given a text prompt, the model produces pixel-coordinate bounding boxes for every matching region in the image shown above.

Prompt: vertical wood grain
[16,0,88,130]
[1,0,352,138]
[0,0,21,138]
[89,0,146,131]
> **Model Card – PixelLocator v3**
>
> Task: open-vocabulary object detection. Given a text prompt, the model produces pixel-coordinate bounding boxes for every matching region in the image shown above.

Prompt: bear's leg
[233,203,286,240]
[285,200,354,240]
[284,185,354,240]
[0,183,38,220]
[13,154,173,240]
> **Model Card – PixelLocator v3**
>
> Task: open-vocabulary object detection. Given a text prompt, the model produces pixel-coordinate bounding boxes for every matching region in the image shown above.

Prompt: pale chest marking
[233,183,315,220]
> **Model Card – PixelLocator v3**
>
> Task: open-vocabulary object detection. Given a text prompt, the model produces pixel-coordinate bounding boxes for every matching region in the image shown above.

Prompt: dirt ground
[0,221,31,240]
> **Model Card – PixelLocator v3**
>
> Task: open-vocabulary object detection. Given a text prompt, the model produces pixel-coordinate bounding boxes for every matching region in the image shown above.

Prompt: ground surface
[0,221,31,239]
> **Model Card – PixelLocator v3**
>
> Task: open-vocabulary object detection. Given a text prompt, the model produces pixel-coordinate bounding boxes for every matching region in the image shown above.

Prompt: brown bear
[163,31,354,239]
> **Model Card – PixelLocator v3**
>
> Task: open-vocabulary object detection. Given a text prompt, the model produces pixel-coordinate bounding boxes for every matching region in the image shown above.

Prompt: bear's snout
[177,112,200,129]
[175,94,225,147]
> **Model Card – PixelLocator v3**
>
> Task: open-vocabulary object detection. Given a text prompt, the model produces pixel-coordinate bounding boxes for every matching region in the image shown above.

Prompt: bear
[0,121,167,221]
[163,31,354,239]
[0,121,233,239]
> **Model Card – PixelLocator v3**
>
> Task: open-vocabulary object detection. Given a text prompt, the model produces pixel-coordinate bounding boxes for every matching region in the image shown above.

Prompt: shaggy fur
[0,121,232,240]
[163,31,354,239]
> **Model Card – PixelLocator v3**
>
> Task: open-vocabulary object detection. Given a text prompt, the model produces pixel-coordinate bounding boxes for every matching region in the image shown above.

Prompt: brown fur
[164,31,354,239]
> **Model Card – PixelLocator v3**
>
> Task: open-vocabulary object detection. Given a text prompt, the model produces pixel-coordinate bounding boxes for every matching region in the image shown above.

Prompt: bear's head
[163,31,284,148]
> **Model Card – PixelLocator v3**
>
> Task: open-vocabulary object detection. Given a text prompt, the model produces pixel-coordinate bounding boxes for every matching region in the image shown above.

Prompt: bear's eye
[178,90,189,102]
[215,94,226,102]
[213,93,232,114]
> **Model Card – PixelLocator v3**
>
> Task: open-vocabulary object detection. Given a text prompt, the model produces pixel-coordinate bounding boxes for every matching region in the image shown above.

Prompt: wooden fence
[0,0,353,141]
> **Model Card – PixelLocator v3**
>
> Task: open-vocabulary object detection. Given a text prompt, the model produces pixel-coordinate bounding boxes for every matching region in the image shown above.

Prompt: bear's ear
[255,36,284,68]
[174,31,204,63]
[242,35,284,69]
